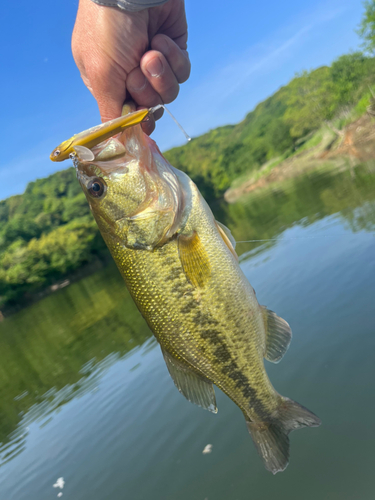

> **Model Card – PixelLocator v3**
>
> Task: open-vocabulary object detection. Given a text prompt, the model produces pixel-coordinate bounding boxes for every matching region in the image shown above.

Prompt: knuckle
[178,63,191,83]
[171,51,191,83]
[162,84,180,104]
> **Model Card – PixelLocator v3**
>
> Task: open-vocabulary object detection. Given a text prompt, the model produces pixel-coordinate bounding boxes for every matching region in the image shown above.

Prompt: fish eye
[87,177,106,198]
[53,149,60,157]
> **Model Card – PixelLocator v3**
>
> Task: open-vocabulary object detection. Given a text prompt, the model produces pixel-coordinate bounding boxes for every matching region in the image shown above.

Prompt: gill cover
[75,114,186,251]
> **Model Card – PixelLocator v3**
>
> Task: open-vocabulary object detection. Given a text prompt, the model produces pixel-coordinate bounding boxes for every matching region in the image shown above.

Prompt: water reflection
[0,266,152,460]
[0,162,374,492]
[215,160,375,254]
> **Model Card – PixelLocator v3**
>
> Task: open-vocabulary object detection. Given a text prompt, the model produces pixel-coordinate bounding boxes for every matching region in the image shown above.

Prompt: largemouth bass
[57,104,321,473]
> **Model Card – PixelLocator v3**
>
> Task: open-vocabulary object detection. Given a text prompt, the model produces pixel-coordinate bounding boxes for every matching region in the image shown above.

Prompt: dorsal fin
[162,349,217,413]
[261,306,292,363]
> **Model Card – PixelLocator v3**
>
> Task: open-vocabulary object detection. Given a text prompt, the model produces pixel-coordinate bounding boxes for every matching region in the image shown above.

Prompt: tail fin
[246,398,321,474]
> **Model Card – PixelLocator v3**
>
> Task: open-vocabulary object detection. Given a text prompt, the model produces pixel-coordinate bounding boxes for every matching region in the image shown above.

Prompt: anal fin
[162,349,217,413]
[261,306,292,363]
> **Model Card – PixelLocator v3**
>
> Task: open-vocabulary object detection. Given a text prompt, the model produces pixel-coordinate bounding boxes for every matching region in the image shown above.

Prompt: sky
[0,0,365,200]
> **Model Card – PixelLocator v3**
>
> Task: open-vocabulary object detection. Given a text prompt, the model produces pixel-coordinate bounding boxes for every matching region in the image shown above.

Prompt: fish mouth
[74,152,132,181]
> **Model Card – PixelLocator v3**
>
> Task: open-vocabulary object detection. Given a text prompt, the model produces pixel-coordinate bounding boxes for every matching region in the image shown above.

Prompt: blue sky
[0,0,365,200]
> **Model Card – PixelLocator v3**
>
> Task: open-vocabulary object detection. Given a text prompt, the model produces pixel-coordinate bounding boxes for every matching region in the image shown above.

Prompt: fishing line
[236,234,352,243]
[150,104,191,142]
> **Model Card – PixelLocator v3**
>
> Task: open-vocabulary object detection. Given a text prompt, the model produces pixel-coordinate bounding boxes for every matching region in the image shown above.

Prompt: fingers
[127,35,190,108]
[127,67,162,107]
[139,108,156,135]
[142,50,180,104]
[72,0,190,129]
[128,49,179,107]
[151,34,191,84]
[126,67,164,135]
[141,50,180,104]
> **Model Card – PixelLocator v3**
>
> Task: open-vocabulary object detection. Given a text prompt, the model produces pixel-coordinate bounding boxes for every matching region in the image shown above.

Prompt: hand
[72,0,190,134]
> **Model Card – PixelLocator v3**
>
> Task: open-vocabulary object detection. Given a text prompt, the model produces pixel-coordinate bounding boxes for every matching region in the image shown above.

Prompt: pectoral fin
[178,232,211,288]
[261,306,292,363]
[215,220,238,260]
[162,349,217,413]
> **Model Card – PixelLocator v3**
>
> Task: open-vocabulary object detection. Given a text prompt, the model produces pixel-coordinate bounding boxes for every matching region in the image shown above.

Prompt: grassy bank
[2,50,375,311]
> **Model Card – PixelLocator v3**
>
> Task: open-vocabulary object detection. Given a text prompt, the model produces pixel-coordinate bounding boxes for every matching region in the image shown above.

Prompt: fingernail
[146,57,164,78]
[128,72,147,92]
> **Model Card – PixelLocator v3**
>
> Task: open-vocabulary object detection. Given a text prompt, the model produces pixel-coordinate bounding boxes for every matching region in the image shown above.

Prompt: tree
[283,67,334,138]
[357,0,375,53]
[330,52,374,109]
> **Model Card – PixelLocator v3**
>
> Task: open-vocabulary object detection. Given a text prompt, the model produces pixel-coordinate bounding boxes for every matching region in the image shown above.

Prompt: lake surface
[0,162,374,500]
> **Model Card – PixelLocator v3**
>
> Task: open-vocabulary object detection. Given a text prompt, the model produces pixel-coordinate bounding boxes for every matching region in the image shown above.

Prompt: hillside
[164,53,375,198]
[1,51,375,312]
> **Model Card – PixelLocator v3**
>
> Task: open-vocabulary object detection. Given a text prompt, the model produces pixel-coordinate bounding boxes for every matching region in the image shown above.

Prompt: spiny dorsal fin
[261,306,292,363]
[178,232,211,288]
[162,349,217,413]
[215,220,238,261]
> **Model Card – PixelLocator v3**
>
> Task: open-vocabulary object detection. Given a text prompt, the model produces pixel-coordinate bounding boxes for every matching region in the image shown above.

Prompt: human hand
[72,0,190,134]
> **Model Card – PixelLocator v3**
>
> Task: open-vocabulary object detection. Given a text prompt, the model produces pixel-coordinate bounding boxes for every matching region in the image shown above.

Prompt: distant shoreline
[224,114,375,203]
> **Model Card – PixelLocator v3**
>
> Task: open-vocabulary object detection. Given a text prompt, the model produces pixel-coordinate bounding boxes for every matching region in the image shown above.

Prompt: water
[0,162,374,499]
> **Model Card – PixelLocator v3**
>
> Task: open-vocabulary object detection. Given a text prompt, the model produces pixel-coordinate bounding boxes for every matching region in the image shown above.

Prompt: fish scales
[105,209,274,420]
[61,102,321,474]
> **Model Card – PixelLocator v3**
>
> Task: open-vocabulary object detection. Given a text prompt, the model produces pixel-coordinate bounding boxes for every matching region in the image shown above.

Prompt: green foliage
[283,67,334,137]
[330,52,375,106]
[164,89,294,197]
[357,0,375,53]
[0,219,100,307]
[0,262,152,447]
[2,46,375,309]
[355,91,372,115]
[0,167,103,308]
[166,51,375,199]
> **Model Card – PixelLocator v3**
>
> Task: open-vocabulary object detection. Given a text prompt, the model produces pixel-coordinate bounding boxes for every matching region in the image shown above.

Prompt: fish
[58,103,321,474]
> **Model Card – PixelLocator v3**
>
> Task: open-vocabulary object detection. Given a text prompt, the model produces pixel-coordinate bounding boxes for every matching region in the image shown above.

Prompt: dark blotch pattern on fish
[190,309,269,418]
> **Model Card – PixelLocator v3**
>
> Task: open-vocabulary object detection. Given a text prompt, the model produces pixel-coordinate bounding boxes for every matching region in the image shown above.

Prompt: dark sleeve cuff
[91,0,169,11]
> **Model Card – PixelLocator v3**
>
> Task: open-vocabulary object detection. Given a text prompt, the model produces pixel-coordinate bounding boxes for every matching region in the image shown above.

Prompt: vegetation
[165,52,375,198]
[357,0,375,53]
[0,262,152,448]
[1,4,375,310]
[1,162,375,449]
[0,169,108,308]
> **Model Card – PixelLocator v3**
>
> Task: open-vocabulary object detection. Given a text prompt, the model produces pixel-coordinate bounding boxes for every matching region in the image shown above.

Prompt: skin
[72,0,190,135]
